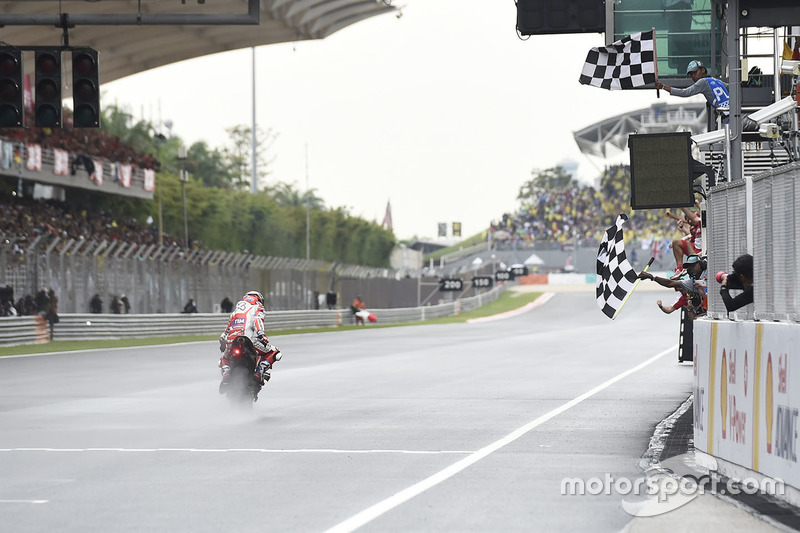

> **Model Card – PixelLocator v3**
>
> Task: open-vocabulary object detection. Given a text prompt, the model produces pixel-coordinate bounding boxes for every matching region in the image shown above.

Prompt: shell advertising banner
[695,320,800,488]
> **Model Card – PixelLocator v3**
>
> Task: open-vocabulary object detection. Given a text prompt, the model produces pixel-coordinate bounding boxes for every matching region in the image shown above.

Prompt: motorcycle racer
[218,290,281,394]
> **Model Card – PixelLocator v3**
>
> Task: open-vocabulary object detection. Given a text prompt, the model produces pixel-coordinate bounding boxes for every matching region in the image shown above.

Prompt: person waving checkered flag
[579,30,657,90]
[596,214,640,319]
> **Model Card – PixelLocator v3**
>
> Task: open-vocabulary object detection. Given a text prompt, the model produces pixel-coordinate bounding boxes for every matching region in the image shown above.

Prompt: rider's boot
[218,365,230,395]
[254,360,271,385]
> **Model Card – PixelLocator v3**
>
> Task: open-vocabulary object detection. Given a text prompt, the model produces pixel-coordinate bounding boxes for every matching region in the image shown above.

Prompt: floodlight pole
[251,46,257,195]
[154,132,166,248]
[305,143,310,261]
[178,145,188,249]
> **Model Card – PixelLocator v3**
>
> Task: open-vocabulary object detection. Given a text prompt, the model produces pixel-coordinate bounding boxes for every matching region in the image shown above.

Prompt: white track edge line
[466,292,555,324]
[324,344,677,533]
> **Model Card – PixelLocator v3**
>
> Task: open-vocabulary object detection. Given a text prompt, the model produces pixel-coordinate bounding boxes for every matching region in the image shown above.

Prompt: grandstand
[0,1,405,314]
[0,1,398,199]
[0,1,398,85]
[0,134,155,200]
[573,102,708,159]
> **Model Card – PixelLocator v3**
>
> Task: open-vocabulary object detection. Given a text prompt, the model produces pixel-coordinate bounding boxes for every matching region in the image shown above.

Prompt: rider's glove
[219,336,226,353]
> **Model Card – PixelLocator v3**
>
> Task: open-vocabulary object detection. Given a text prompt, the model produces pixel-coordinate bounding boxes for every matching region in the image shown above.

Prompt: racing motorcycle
[220,336,264,406]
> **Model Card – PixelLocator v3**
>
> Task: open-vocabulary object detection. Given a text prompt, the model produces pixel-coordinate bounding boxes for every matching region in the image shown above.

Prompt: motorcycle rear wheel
[227,366,256,407]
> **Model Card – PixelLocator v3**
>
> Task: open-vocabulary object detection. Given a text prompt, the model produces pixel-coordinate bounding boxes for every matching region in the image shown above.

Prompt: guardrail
[0,285,505,347]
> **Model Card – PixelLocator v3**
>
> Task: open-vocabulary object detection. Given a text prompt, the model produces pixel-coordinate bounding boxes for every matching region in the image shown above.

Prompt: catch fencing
[0,285,504,347]
[706,161,800,322]
[0,233,427,314]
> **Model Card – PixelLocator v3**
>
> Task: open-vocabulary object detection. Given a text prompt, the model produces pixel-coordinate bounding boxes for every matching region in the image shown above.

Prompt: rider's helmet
[243,290,264,307]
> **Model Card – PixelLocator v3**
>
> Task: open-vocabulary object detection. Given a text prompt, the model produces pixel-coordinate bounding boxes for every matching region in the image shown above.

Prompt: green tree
[222,125,278,191]
[100,105,160,157]
[185,141,234,189]
[270,182,325,209]
[517,166,576,201]
[87,107,395,266]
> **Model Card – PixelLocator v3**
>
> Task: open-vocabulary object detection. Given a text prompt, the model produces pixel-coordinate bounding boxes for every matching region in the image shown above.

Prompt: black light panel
[517,0,604,36]
[628,132,694,209]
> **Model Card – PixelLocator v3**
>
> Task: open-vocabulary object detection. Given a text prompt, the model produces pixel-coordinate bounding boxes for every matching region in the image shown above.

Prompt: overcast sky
[102,1,667,241]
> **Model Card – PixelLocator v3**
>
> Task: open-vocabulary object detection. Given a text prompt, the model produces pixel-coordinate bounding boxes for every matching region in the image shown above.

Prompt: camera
[717,271,744,290]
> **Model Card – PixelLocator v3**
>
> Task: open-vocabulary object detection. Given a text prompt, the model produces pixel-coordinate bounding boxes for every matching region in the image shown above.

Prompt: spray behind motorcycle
[220,336,262,406]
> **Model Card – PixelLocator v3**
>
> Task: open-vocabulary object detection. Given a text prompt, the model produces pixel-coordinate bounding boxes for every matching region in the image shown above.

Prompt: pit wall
[694,319,800,497]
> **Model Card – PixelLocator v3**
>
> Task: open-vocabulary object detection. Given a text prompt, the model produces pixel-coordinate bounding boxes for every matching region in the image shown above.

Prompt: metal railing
[0,285,505,347]
[706,161,800,322]
[0,138,153,200]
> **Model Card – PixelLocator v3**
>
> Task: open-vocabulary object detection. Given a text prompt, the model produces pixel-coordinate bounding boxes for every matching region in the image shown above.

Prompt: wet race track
[0,289,777,532]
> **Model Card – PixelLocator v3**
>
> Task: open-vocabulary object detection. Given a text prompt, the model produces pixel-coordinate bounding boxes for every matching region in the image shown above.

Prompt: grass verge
[0,290,542,357]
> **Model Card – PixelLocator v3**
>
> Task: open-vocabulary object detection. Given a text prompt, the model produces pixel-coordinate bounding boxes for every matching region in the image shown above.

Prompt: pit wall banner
[695,320,800,488]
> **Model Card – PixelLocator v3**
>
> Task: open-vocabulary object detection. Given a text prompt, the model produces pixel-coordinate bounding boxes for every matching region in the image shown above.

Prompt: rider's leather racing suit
[218,296,281,388]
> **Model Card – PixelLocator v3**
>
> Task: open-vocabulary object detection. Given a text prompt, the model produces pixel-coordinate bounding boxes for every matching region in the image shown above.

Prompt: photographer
[717,254,754,313]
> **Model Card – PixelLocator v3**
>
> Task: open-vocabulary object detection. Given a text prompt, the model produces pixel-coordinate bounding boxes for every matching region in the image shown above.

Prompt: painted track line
[466,292,554,323]
[324,345,677,533]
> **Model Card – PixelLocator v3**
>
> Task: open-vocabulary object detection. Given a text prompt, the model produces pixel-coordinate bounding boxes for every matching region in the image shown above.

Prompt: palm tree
[270,182,324,209]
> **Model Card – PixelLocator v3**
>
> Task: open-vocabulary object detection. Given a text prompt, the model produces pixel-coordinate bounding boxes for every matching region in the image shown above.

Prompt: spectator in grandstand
[718,253,754,313]
[655,60,730,121]
[3,111,157,171]
[1,194,165,250]
[90,293,103,314]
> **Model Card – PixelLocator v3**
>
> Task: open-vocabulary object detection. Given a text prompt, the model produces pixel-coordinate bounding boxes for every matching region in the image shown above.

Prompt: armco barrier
[0,286,504,347]
[0,316,50,346]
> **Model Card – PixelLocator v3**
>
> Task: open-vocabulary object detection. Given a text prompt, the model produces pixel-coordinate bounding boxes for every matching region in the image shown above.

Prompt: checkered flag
[579,30,656,90]
[596,214,638,319]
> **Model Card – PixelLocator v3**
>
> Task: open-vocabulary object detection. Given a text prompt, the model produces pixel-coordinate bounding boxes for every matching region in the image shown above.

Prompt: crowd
[490,166,676,249]
[485,163,746,321]
[1,193,163,248]
[490,186,606,246]
[1,111,158,170]
[0,285,59,330]
[88,293,132,314]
